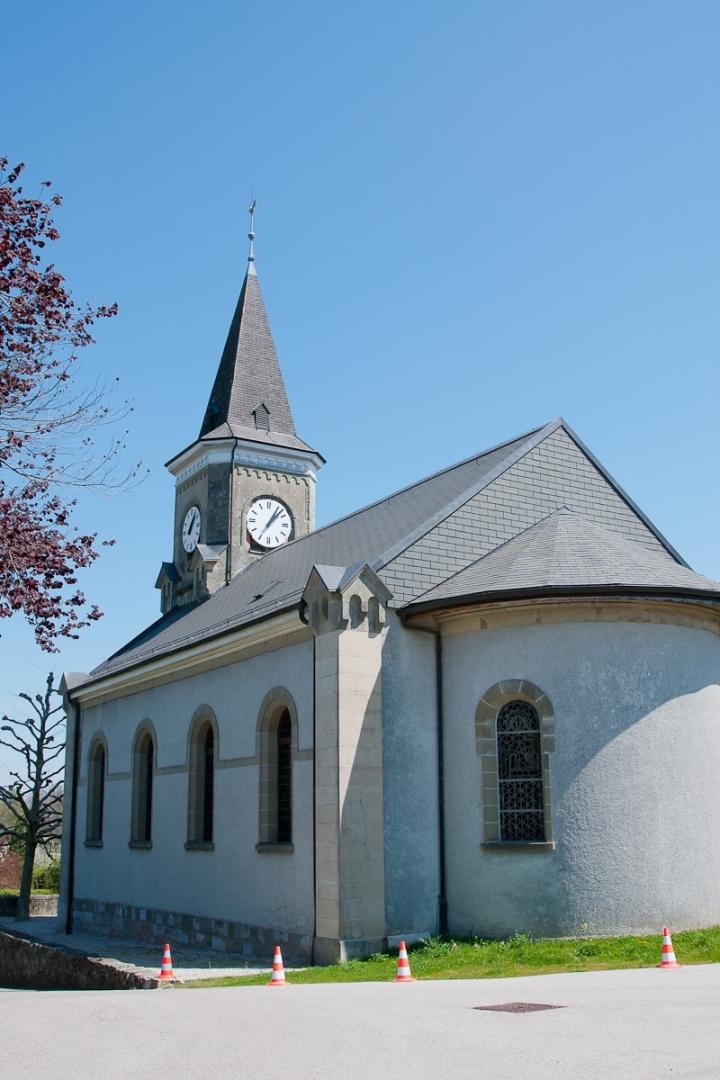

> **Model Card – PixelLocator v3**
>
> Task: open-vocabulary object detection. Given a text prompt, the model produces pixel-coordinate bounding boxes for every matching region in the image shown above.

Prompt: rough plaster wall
[441,617,720,937]
[382,428,674,605]
[72,639,315,936]
[381,614,440,935]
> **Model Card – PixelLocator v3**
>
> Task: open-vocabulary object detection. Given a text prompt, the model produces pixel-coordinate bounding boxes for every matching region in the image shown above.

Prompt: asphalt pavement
[2,964,719,1079]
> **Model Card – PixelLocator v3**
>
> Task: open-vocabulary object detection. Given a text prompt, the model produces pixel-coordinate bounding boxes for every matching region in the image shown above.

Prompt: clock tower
[156,207,324,613]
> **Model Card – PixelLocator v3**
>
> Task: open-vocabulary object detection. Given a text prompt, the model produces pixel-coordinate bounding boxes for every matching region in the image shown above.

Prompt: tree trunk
[15,839,36,922]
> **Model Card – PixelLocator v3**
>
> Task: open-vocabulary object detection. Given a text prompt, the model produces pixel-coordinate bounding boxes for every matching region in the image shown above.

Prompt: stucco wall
[71,639,315,943]
[440,607,720,938]
[382,614,440,937]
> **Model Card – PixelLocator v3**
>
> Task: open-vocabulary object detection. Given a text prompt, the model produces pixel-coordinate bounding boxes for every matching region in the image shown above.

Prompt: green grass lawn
[177,926,720,988]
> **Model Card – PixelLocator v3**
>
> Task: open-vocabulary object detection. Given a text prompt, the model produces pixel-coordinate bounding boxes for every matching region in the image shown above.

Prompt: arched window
[276,710,292,843]
[86,740,106,844]
[496,700,544,842]
[349,594,363,629]
[131,730,154,845]
[367,596,381,634]
[187,716,215,847]
[257,692,297,847]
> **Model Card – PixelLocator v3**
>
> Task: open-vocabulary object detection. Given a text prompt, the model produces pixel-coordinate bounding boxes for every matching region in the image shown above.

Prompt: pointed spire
[198,209,299,443]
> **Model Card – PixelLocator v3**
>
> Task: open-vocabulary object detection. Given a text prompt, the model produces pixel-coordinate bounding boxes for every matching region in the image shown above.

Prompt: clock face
[181,505,202,552]
[247,497,293,549]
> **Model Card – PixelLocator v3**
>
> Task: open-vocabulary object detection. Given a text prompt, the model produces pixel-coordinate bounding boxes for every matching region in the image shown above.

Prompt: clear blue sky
[2,1,720,776]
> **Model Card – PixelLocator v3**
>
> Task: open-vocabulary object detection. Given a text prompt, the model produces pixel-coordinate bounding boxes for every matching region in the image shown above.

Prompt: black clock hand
[262,507,282,535]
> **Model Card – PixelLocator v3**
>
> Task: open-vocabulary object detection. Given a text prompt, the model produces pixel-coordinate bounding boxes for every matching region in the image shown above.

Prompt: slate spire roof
[407,507,720,611]
[198,263,315,455]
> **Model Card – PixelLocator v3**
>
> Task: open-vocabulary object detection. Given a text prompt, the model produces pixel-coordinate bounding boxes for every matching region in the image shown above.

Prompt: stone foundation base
[71,898,313,964]
[313,935,386,965]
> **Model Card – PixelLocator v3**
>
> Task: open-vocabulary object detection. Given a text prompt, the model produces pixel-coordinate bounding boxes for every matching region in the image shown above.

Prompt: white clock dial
[181,505,202,552]
[247,497,293,549]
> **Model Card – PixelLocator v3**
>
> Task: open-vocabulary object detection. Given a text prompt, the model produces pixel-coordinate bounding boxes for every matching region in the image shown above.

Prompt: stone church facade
[60,243,720,963]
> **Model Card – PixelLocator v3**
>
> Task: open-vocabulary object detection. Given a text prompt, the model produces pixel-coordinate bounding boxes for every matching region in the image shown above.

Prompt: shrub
[32,859,61,893]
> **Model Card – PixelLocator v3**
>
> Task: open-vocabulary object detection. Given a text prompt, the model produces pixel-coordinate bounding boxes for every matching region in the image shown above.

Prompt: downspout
[435,630,447,936]
[311,634,317,962]
[225,439,239,586]
[406,621,447,936]
[65,695,82,935]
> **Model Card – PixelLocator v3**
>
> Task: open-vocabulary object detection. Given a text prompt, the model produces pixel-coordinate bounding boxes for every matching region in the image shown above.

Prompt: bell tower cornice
[165,437,323,486]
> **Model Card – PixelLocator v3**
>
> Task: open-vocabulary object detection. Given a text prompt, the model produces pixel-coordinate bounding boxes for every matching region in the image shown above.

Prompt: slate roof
[407,507,720,612]
[84,417,719,688]
[196,267,318,456]
[89,423,547,680]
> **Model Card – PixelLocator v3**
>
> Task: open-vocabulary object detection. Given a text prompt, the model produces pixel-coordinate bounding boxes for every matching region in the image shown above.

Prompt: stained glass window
[497,700,545,842]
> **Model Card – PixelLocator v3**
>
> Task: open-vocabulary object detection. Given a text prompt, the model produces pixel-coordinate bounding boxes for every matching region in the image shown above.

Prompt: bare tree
[0,673,64,920]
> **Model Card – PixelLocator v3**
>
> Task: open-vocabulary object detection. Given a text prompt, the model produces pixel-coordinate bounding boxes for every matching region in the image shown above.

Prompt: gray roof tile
[89,424,546,680]
[86,419,705,686]
[406,508,720,611]
[198,269,298,442]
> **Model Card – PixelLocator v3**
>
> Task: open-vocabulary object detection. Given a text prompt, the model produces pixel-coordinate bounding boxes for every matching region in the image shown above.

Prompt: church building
[60,221,720,963]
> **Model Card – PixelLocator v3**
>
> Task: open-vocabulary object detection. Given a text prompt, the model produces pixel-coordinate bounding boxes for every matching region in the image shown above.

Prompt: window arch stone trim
[256,687,299,849]
[186,705,219,760]
[475,680,556,846]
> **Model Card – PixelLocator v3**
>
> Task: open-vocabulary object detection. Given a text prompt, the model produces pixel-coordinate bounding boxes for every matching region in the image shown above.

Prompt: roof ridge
[557,419,687,568]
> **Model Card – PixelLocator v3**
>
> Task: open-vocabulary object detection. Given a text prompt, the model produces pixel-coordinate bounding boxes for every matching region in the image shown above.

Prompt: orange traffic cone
[157,943,177,982]
[658,927,680,968]
[268,945,288,986]
[393,940,415,983]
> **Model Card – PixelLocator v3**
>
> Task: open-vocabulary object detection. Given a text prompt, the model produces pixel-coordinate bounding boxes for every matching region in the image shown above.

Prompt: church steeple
[199,205,299,444]
[159,202,323,612]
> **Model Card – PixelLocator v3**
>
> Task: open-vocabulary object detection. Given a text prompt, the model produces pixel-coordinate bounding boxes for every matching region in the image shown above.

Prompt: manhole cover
[473,1002,565,1013]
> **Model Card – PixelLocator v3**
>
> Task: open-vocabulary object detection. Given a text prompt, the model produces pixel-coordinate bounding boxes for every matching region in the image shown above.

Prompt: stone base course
[72,896,313,964]
[0,894,58,918]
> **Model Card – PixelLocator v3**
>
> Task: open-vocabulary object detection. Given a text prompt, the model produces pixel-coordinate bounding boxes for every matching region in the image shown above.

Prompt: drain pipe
[225,439,239,585]
[64,693,82,935]
[311,634,318,962]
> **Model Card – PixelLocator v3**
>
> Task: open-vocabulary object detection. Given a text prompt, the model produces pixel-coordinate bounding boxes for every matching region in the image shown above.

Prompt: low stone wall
[0,895,58,917]
[72,896,312,964]
[0,928,157,990]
